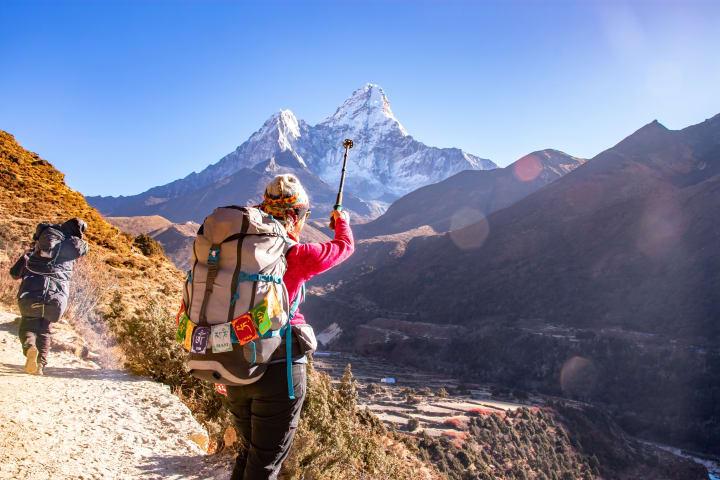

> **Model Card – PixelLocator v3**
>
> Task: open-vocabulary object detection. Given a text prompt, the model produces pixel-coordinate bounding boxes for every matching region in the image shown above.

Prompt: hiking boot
[24,345,39,374]
[36,365,44,376]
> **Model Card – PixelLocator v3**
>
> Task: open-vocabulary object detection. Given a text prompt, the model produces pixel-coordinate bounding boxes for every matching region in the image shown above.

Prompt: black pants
[226,362,307,480]
[18,316,53,367]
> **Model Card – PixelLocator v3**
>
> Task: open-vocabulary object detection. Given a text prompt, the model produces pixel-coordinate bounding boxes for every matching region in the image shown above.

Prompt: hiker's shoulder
[287,241,320,259]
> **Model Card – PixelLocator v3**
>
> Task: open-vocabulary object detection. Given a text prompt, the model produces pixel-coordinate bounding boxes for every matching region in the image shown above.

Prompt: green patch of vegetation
[416,407,596,480]
[133,233,165,257]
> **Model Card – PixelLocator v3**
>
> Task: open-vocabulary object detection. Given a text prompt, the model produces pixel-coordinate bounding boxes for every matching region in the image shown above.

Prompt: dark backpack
[31,224,66,267]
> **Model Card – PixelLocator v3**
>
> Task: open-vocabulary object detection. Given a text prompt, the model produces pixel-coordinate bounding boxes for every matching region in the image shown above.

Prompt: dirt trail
[0,311,231,480]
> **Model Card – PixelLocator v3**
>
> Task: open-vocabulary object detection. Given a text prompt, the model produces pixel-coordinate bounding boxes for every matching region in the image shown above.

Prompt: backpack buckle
[207,245,221,265]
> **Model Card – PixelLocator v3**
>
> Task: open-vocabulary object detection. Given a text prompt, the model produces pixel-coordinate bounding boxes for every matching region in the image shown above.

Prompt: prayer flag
[211,323,233,353]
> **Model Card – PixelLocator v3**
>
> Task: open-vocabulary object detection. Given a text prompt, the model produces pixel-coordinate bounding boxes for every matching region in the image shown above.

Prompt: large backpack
[178,206,301,393]
[31,224,66,267]
[17,224,67,321]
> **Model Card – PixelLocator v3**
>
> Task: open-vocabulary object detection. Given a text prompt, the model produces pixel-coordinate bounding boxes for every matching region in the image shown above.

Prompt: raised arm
[286,216,354,282]
[9,252,29,280]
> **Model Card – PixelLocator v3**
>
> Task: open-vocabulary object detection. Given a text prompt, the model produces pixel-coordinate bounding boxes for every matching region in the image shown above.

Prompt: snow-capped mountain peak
[250,109,303,152]
[89,83,496,215]
[320,83,408,136]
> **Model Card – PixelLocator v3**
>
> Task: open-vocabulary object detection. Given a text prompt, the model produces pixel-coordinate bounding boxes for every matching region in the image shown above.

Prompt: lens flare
[449,208,489,251]
[513,153,543,183]
[560,356,597,396]
[636,196,687,258]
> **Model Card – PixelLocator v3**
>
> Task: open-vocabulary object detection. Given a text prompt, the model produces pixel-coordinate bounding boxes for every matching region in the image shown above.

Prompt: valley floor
[313,350,533,436]
[0,311,230,480]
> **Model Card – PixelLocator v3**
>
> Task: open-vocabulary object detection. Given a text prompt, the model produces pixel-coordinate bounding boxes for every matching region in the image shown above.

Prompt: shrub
[133,233,164,257]
[281,363,432,480]
[407,417,420,432]
[443,417,467,430]
[0,251,21,307]
[65,257,120,367]
[338,363,358,410]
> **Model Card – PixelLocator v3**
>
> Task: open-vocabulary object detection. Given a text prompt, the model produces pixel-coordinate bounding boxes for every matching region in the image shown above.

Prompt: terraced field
[312,351,534,437]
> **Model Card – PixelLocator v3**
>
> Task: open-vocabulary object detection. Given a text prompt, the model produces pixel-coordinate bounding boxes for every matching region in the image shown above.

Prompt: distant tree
[366,382,383,395]
[338,363,358,411]
[407,417,420,432]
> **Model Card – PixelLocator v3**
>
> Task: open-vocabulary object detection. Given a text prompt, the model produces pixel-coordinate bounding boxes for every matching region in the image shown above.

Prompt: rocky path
[0,311,231,480]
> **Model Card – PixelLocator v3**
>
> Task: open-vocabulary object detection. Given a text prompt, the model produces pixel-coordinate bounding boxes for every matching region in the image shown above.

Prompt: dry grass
[282,363,439,480]
[0,130,182,316]
[64,258,124,367]
[0,246,24,308]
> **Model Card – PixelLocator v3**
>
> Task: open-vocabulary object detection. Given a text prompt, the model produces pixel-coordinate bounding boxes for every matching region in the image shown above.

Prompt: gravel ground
[0,311,231,480]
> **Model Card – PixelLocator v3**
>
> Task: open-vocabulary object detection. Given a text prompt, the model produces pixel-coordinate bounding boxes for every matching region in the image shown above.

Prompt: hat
[260,174,309,219]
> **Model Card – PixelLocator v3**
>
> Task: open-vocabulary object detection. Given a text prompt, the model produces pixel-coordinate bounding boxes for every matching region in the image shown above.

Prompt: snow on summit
[88,84,497,212]
[321,83,408,137]
[252,109,303,149]
[306,84,496,200]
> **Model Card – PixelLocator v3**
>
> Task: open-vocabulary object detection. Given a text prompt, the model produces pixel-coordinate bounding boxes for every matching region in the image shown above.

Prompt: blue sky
[1,0,719,196]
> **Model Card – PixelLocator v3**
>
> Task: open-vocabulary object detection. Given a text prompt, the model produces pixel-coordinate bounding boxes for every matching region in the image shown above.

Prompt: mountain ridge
[331,114,720,337]
[355,148,586,239]
[87,84,497,221]
[302,112,720,457]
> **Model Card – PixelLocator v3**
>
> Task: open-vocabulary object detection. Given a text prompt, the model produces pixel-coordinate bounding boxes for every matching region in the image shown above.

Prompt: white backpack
[177,206,303,394]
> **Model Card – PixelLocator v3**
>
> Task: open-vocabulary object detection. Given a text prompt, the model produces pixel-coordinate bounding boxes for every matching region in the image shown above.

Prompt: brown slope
[0,130,181,311]
[309,226,438,290]
[148,223,199,271]
[354,149,585,239]
[106,215,173,236]
[300,223,331,244]
[301,115,720,459]
[308,114,720,340]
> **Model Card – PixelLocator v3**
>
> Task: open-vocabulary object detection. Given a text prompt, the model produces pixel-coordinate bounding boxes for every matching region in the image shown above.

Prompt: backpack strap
[198,244,221,327]
[227,215,251,323]
[283,283,306,400]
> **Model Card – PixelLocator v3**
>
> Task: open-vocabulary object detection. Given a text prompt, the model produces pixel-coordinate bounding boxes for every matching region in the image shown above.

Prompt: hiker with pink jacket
[227,174,354,479]
[177,173,354,480]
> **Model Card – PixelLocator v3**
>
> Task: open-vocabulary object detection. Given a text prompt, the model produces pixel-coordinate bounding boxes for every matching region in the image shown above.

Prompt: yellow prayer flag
[183,322,195,351]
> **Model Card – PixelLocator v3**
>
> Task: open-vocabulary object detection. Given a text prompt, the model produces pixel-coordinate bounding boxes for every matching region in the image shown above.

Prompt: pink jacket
[284,217,354,325]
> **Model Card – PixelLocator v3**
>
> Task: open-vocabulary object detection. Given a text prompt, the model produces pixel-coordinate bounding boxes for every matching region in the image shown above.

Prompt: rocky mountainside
[104,215,174,236]
[106,216,199,271]
[303,84,496,201]
[355,149,586,239]
[312,150,584,289]
[304,113,720,457]
[2,129,713,480]
[314,114,720,338]
[87,84,496,222]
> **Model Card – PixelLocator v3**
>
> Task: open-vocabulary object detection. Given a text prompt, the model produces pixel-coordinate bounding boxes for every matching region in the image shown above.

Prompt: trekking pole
[329,138,353,230]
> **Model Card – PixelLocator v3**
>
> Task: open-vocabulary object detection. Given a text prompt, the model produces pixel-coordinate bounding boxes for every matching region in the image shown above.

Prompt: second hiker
[9,218,89,375]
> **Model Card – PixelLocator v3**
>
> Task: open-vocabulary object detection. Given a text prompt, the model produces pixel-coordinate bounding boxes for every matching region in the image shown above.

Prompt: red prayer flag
[231,313,259,345]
